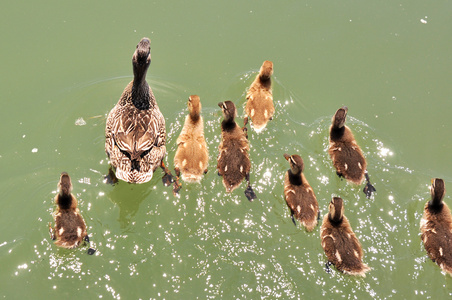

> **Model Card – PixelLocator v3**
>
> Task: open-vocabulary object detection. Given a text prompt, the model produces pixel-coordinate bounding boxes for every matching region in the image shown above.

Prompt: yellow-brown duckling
[328,106,376,198]
[105,37,172,184]
[217,101,256,201]
[283,154,319,231]
[49,172,95,255]
[320,197,370,276]
[174,95,209,185]
[245,60,274,133]
[420,178,452,275]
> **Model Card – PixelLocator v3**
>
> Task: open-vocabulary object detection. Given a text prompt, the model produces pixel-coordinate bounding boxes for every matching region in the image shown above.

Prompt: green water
[1,0,452,298]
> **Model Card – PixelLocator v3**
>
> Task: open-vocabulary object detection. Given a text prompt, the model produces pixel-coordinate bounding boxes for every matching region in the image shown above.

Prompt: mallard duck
[174,95,209,184]
[217,101,256,201]
[49,172,95,255]
[420,178,452,275]
[283,153,319,231]
[328,106,376,198]
[105,37,171,184]
[320,197,370,276]
[245,60,274,133]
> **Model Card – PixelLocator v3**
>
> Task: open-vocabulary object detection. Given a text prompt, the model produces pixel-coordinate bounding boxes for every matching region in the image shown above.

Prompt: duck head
[284,153,304,174]
[132,37,151,82]
[328,197,344,223]
[58,172,73,197]
[188,95,201,119]
[430,178,446,206]
[259,60,273,81]
[332,106,348,129]
[218,101,237,122]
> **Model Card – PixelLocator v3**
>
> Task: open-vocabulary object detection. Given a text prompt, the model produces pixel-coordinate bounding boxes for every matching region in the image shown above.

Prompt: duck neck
[288,170,303,186]
[132,80,151,110]
[57,194,73,210]
[189,112,200,123]
[221,118,236,132]
[330,126,345,141]
[258,77,272,90]
[429,196,444,210]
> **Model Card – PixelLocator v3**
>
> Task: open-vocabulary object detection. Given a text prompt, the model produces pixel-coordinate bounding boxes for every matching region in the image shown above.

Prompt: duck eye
[222,104,227,110]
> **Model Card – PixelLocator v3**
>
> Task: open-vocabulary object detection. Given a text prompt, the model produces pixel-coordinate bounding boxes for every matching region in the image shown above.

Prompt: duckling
[320,197,370,276]
[49,172,95,255]
[328,106,376,198]
[105,37,172,184]
[174,95,209,186]
[283,153,319,231]
[217,101,256,201]
[245,60,274,133]
[420,178,452,275]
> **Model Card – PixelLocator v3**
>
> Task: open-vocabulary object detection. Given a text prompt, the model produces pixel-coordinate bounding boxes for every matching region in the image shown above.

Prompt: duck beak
[283,153,291,161]
[218,102,223,108]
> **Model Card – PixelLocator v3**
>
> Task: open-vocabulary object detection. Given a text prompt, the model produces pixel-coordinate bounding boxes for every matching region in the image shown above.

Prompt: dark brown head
[132,37,151,80]
[284,153,304,175]
[188,95,201,119]
[58,172,72,197]
[259,60,273,81]
[430,178,446,206]
[331,106,348,129]
[218,101,237,122]
[328,197,344,223]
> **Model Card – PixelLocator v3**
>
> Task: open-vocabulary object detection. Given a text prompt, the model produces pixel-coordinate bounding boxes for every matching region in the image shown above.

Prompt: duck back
[54,209,87,249]
[218,126,250,192]
[321,216,370,276]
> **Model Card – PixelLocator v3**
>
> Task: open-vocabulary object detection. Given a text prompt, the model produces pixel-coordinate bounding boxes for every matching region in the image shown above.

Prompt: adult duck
[105,37,171,184]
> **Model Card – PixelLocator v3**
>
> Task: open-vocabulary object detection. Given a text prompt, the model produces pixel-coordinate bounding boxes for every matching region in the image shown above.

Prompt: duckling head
[218,101,237,122]
[259,60,273,81]
[58,172,73,197]
[328,197,344,223]
[332,106,348,129]
[430,178,446,206]
[284,154,304,175]
[188,95,201,119]
[132,37,151,80]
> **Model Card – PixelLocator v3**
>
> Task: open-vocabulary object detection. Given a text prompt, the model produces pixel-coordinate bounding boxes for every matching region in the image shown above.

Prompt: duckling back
[174,96,209,183]
[328,137,367,185]
[218,126,250,192]
[320,215,370,276]
[245,60,274,133]
[54,208,87,249]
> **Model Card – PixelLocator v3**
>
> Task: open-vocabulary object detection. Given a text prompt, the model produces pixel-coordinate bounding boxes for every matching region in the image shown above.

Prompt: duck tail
[344,263,371,277]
